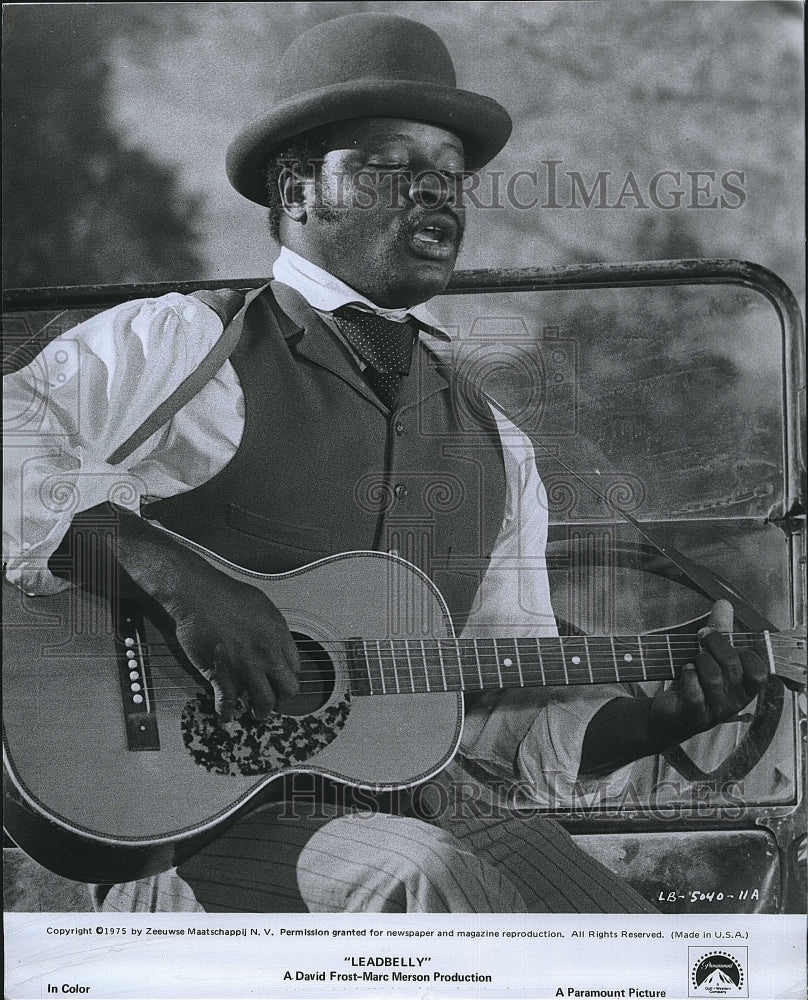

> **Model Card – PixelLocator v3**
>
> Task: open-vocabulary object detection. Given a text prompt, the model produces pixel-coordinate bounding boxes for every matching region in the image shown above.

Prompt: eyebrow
[374,132,464,153]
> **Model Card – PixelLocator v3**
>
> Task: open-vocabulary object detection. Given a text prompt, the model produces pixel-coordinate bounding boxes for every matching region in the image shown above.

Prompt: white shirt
[2,249,632,801]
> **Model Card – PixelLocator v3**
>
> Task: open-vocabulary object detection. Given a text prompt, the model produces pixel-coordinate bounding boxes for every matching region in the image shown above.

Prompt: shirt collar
[272,247,451,342]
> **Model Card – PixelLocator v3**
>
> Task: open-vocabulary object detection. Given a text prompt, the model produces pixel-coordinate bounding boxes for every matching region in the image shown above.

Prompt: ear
[278,165,311,224]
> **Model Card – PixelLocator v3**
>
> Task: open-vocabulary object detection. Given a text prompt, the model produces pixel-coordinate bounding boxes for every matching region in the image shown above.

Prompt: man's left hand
[648,598,769,746]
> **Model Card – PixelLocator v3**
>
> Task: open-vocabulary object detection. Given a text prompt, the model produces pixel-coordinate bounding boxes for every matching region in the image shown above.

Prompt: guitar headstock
[769,629,807,691]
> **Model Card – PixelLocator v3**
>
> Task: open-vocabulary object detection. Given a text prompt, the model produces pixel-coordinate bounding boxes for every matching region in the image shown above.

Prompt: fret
[763,631,774,676]
[583,635,615,684]
[363,640,374,695]
[437,641,448,691]
[473,639,484,689]
[665,634,675,679]
[559,636,569,684]
[612,636,645,683]
[539,637,573,686]
[419,639,430,692]
[583,635,594,683]
[638,635,647,682]
[536,637,546,686]
[390,641,400,694]
[442,639,463,692]
[404,640,415,694]
[514,639,524,687]
[559,636,598,684]
[492,638,504,687]
[610,636,618,681]
[376,640,387,695]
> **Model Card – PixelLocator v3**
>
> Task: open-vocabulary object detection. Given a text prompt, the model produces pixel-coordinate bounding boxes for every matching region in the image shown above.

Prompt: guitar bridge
[115,600,160,751]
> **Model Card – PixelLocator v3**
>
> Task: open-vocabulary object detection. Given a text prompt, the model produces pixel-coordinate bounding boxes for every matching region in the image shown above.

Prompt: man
[3,13,766,912]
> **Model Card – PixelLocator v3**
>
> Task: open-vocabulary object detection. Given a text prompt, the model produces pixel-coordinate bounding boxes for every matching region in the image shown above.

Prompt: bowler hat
[226,13,512,206]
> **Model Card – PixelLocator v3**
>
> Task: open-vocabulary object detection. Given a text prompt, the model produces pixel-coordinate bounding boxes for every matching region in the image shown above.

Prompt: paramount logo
[689,948,747,997]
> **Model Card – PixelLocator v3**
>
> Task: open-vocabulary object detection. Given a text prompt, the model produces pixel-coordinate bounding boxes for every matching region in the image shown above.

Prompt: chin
[390,260,456,306]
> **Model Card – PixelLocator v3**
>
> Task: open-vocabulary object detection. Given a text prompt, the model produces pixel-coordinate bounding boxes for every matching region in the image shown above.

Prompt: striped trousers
[97,774,657,914]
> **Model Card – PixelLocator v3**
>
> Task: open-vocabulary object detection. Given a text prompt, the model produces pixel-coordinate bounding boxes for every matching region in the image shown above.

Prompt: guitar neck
[349,632,767,696]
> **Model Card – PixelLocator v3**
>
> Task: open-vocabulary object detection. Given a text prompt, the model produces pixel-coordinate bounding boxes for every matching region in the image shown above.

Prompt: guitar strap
[529,435,776,633]
[526,437,784,784]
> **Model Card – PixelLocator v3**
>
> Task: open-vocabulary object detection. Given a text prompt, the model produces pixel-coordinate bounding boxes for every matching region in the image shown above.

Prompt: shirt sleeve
[515,687,642,806]
[3,293,224,594]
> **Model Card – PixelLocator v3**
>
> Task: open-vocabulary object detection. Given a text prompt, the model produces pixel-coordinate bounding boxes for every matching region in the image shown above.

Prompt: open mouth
[406,215,458,261]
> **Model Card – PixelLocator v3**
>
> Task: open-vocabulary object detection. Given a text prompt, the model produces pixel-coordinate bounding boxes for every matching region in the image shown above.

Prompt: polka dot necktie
[332,306,417,409]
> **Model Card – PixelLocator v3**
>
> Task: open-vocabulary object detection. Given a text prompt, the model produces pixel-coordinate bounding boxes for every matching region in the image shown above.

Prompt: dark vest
[143,283,506,630]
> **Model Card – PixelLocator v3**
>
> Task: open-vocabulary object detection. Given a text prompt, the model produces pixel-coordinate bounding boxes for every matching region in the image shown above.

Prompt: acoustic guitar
[4,543,805,883]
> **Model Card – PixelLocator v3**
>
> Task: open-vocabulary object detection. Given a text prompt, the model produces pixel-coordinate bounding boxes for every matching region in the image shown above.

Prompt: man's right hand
[60,505,301,724]
[168,562,301,723]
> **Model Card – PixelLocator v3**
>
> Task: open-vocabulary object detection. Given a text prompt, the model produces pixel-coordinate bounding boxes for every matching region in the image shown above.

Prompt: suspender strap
[190,288,247,323]
[106,289,247,466]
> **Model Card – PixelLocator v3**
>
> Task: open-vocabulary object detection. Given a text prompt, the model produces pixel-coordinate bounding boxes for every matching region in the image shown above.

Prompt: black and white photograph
[2,2,805,998]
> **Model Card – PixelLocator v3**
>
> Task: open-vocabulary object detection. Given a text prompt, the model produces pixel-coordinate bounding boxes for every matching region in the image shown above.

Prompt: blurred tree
[2,4,205,287]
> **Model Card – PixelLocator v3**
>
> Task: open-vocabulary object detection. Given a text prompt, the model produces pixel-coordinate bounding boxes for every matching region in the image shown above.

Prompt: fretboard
[347,633,761,696]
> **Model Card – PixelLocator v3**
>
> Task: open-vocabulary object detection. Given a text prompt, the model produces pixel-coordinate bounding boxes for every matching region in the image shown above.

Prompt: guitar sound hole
[275,633,336,717]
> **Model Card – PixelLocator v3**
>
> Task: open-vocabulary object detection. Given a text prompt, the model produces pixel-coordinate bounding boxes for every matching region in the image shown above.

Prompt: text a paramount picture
[1,2,805,999]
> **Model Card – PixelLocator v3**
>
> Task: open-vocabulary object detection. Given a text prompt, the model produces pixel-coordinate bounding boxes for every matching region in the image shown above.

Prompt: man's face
[288,118,467,308]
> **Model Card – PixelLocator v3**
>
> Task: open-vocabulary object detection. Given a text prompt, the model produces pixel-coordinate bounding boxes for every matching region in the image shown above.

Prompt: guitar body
[3,550,461,883]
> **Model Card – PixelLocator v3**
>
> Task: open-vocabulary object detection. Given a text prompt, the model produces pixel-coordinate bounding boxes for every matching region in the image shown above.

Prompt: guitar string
[111,634,802,699]
[131,678,802,705]
[137,652,796,679]
[129,638,795,675]
[126,680,799,702]
[135,654,800,684]
[111,676,800,705]
[131,639,799,674]
[130,640,793,668]
[126,638,800,658]
[127,633,800,651]
[136,641,774,674]
[124,653,801,700]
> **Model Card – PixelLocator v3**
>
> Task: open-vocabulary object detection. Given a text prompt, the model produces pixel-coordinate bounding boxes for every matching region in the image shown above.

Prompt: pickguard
[180,691,352,776]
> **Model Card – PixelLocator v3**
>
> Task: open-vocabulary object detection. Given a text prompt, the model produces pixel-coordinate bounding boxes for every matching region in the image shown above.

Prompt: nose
[408,171,457,210]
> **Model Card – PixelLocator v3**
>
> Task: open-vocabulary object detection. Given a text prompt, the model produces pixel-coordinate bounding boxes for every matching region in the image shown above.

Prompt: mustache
[404,207,466,249]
